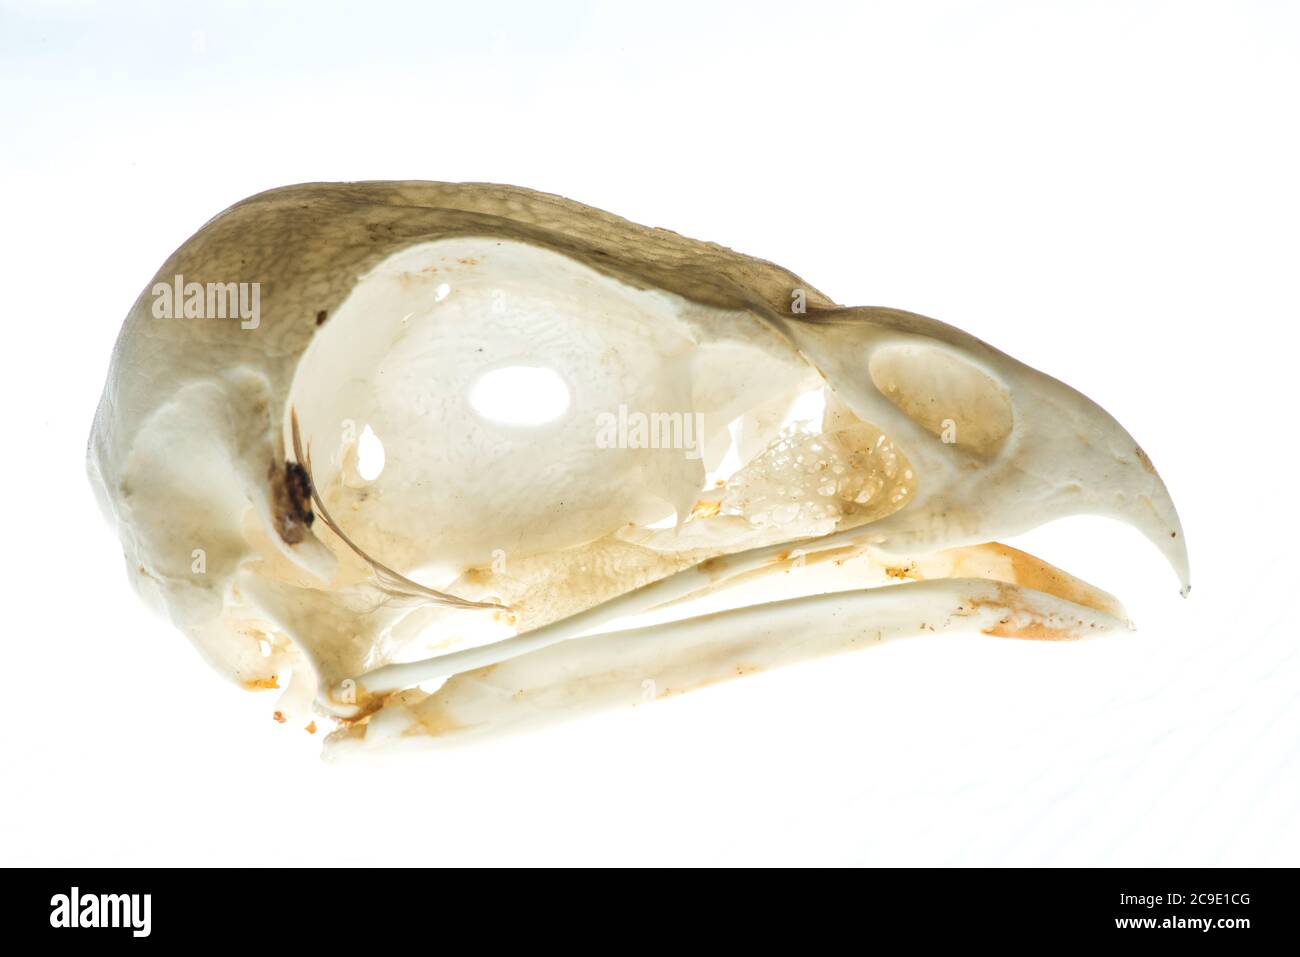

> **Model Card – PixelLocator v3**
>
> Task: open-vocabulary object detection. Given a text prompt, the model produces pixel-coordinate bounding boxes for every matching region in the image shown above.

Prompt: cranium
[87,181,1188,757]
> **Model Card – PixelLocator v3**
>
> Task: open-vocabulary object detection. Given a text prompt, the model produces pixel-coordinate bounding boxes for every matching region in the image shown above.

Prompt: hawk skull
[87,182,1188,757]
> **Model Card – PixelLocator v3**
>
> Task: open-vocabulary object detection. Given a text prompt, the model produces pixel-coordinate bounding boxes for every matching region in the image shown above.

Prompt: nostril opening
[868,344,1013,456]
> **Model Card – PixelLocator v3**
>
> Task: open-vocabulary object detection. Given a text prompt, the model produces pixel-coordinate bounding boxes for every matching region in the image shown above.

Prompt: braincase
[96,180,850,444]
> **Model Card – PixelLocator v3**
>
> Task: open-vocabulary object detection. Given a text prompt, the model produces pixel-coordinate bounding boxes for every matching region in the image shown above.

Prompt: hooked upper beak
[773,306,1189,596]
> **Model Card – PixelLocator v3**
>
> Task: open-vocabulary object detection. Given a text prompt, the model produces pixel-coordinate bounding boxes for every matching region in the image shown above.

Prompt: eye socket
[469,365,571,425]
[868,344,1013,456]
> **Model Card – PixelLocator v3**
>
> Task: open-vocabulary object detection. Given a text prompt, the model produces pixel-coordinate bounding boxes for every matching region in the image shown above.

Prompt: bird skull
[87,182,1187,757]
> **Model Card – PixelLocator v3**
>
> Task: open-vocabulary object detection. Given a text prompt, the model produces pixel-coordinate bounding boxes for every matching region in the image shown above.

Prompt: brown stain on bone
[269,459,315,544]
[689,499,721,519]
[980,617,1080,641]
[885,562,920,581]
[967,585,1087,641]
[935,542,1124,621]
[990,542,1120,619]
[403,704,469,738]
[1135,446,1157,475]
[388,690,472,738]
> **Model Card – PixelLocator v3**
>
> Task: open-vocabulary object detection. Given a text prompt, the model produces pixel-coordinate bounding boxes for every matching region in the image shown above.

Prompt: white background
[1,1,1296,866]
